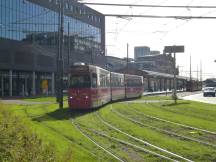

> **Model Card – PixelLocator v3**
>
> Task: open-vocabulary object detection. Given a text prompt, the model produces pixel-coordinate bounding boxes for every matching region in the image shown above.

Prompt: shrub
[0,104,58,162]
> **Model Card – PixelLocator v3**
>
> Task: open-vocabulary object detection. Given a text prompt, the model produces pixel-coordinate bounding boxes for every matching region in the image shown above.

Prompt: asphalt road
[182,93,216,104]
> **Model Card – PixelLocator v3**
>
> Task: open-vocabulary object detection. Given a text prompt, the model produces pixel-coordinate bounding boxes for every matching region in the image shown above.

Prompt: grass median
[1,96,216,162]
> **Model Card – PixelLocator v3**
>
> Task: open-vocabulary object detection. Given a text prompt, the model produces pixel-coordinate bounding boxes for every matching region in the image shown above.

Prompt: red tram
[68,64,143,109]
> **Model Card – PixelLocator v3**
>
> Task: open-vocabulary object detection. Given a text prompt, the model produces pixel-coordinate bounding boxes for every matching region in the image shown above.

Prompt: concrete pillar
[164,79,167,91]
[25,77,28,96]
[51,72,55,95]
[1,77,4,97]
[159,78,162,91]
[9,70,12,97]
[32,71,36,96]
[147,77,150,91]
[169,79,172,90]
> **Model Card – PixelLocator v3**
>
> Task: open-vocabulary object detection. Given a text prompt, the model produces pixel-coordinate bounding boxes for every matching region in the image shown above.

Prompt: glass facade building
[0,0,105,51]
[0,0,105,97]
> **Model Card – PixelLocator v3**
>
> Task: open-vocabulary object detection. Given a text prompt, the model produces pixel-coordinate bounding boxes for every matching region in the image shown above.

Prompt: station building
[0,0,105,97]
[117,68,187,92]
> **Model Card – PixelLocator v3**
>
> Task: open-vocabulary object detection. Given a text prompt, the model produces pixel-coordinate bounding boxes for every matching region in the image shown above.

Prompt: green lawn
[139,95,172,100]
[1,96,216,162]
[22,96,68,102]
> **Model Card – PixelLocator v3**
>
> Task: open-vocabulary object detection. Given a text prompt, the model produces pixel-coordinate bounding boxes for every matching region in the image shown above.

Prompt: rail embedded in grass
[23,106,97,159]
[71,119,125,162]
[76,122,178,162]
[96,109,193,162]
[130,106,216,135]
[111,107,216,148]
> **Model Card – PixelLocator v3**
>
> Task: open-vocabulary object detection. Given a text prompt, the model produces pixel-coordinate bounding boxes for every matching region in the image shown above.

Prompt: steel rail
[24,106,122,161]
[96,109,193,162]
[130,106,216,135]
[23,106,97,158]
[71,119,125,162]
[79,124,178,162]
[111,107,216,148]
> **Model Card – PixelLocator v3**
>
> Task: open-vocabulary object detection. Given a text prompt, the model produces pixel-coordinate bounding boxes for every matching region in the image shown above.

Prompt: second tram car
[68,64,143,109]
[125,74,143,98]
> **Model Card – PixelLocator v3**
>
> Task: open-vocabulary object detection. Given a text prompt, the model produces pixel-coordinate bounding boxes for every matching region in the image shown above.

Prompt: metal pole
[127,43,129,73]
[67,22,70,91]
[200,60,202,82]
[190,55,192,91]
[1,77,4,97]
[9,70,13,97]
[68,22,70,69]
[91,37,93,65]
[57,0,64,109]
[173,52,177,103]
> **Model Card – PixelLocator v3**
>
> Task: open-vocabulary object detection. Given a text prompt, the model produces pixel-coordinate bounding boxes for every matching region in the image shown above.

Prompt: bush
[0,104,58,162]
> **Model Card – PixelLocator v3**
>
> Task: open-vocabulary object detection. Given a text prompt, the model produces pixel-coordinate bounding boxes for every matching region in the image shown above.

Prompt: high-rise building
[0,0,105,97]
[134,46,150,61]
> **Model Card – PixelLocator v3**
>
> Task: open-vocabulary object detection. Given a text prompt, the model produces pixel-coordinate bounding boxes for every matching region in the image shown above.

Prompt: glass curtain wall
[0,0,102,50]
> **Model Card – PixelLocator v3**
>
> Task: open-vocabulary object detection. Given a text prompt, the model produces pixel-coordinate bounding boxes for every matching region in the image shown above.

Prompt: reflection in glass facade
[0,0,105,97]
[0,0,103,50]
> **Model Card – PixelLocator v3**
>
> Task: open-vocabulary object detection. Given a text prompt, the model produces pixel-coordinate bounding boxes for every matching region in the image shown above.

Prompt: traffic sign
[164,46,184,53]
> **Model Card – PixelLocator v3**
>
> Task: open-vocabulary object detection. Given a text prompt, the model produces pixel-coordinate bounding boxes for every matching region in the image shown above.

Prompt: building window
[70,5,73,11]
[65,3,69,9]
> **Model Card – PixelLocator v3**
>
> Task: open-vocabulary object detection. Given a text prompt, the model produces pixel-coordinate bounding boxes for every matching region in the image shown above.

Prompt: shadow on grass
[162,102,191,107]
[33,108,97,122]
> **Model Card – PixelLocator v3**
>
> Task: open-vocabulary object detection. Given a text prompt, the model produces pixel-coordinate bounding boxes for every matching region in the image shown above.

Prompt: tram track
[110,106,216,148]
[22,105,98,159]
[19,101,215,162]
[127,103,216,136]
[23,104,189,161]
[23,105,130,162]
[74,121,178,162]
[71,119,126,162]
[95,111,193,162]
[142,102,216,135]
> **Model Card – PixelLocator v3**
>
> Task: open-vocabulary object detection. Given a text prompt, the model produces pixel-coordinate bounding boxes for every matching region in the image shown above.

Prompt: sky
[83,0,216,79]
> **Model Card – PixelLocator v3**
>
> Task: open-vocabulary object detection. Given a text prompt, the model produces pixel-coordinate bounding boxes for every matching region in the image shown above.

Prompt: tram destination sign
[164,46,184,53]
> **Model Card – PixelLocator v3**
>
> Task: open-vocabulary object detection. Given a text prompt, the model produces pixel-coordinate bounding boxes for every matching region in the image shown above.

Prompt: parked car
[203,87,216,97]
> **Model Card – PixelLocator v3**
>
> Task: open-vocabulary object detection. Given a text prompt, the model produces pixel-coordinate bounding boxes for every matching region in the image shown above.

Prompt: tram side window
[99,74,109,87]
[92,73,97,88]
[100,74,105,87]
[70,75,90,88]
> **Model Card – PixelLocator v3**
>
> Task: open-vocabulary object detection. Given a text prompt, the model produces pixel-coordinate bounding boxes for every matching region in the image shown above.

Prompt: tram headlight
[85,96,89,99]
[69,96,73,99]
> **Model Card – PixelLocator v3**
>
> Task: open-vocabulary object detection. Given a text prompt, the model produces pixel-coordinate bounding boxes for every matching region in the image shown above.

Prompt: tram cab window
[91,73,97,88]
[69,75,90,88]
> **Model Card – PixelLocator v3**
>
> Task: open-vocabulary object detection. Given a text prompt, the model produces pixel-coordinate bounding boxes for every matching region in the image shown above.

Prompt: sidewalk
[143,90,202,97]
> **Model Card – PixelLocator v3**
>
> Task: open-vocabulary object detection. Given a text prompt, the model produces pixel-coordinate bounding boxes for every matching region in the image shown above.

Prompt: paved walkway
[182,93,216,104]
[122,100,172,104]
[0,99,55,105]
